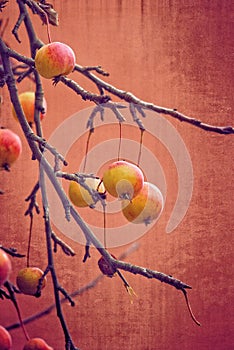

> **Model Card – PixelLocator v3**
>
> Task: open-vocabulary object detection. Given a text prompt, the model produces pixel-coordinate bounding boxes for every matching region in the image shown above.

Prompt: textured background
[0,1,233,349]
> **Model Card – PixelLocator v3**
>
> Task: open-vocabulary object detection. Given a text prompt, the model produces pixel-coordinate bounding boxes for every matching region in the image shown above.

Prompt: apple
[0,250,12,287]
[121,181,164,225]
[68,177,105,208]
[23,338,53,350]
[16,267,46,297]
[0,325,12,350]
[12,91,47,125]
[102,160,144,200]
[0,128,22,171]
[98,255,116,278]
[35,42,76,79]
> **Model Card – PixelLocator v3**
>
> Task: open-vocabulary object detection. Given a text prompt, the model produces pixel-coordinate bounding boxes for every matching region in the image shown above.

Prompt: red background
[0,1,233,349]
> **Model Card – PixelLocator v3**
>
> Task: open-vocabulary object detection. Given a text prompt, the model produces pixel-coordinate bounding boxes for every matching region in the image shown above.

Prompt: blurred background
[0,1,233,349]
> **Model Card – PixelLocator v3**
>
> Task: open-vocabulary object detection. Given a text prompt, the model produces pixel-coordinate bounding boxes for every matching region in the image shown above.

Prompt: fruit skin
[0,325,12,350]
[23,338,53,350]
[102,160,144,200]
[0,128,22,170]
[12,92,47,124]
[68,177,105,208]
[35,42,76,79]
[16,267,46,296]
[122,181,164,225]
[0,249,12,286]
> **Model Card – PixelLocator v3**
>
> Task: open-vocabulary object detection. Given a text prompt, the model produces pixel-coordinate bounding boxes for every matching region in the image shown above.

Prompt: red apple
[16,267,46,297]
[0,249,12,286]
[23,338,53,350]
[0,325,12,350]
[102,160,144,200]
[12,91,47,124]
[121,181,164,225]
[35,42,76,79]
[0,128,22,171]
[68,177,105,208]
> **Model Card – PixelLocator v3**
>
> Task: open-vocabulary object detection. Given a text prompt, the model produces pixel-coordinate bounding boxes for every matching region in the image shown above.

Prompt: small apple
[102,160,144,200]
[68,177,105,208]
[0,128,22,171]
[16,267,46,297]
[98,255,116,278]
[23,338,53,350]
[0,325,12,350]
[121,181,164,225]
[0,249,12,286]
[35,42,76,79]
[12,91,47,124]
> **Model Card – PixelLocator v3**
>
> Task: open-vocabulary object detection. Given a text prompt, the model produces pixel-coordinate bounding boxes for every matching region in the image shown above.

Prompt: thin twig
[51,232,75,257]
[0,246,25,258]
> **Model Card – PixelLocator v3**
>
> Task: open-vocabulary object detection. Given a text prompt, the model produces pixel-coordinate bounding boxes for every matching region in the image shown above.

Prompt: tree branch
[74,64,234,134]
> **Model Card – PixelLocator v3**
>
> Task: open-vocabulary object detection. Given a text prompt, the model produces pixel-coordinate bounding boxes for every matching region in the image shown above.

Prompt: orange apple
[0,250,12,286]
[68,177,105,208]
[16,267,46,296]
[0,128,22,171]
[12,91,47,124]
[35,42,76,79]
[102,160,144,200]
[121,181,164,225]
[23,338,53,350]
[0,325,12,350]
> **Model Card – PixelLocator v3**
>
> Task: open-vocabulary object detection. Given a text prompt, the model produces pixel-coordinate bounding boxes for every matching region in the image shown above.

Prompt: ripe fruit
[122,181,164,225]
[16,267,46,297]
[23,338,53,350]
[0,250,12,286]
[12,91,47,124]
[0,325,12,350]
[0,128,22,171]
[68,177,105,208]
[35,42,76,79]
[102,160,144,200]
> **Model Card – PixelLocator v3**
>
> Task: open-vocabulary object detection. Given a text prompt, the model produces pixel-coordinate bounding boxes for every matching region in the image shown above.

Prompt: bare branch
[51,232,75,257]
[56,75,111,104]
[0,246,25,258]
[75,64,234,134]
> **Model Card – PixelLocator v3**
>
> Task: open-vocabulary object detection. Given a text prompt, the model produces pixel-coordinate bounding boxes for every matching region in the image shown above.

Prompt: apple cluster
[68,160,164,226]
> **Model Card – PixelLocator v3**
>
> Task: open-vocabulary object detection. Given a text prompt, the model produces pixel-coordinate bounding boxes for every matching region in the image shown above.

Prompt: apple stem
[181,288,201,326]
[137,129,144,167]
[5,281,30,341]
[117,122,122,161]
[96,178,104,192]
[41,7,52,43]
[103,202,107,249]
[83,128,94,172]
[26,213,33,267]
